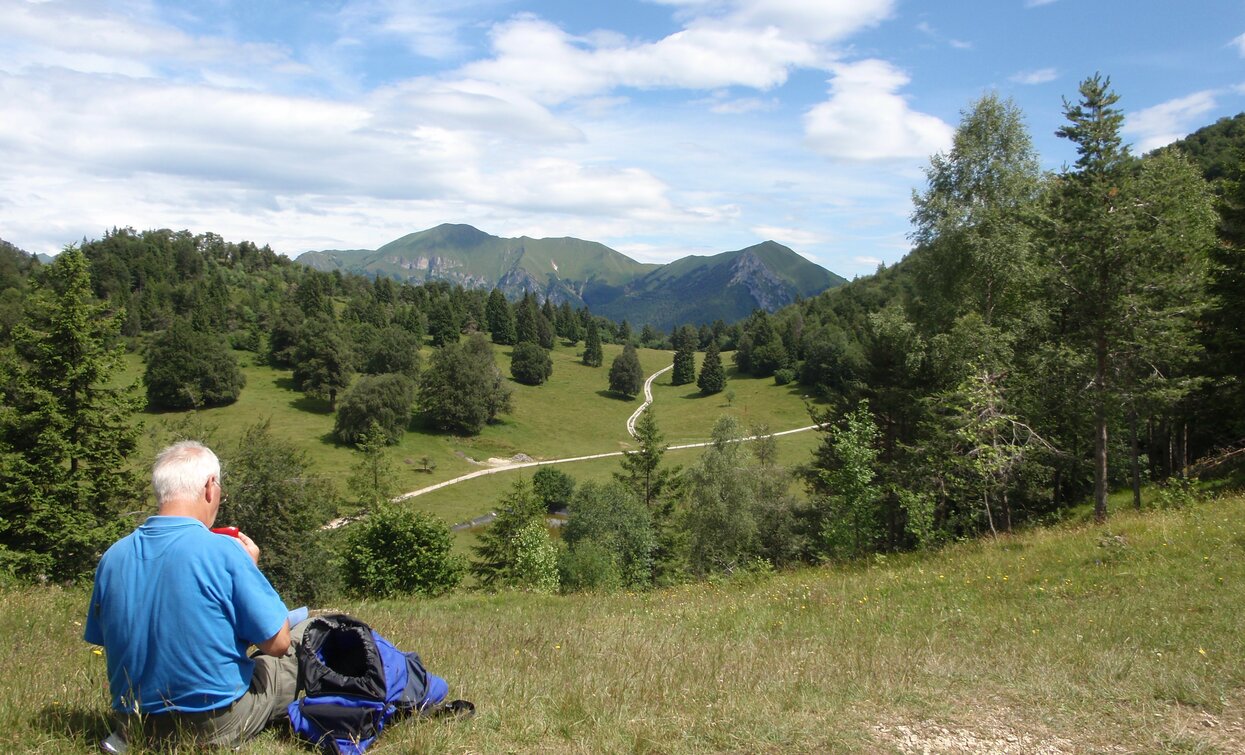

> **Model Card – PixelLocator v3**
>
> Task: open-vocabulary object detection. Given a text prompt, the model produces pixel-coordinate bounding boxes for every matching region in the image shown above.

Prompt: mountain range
[297,224,845,330]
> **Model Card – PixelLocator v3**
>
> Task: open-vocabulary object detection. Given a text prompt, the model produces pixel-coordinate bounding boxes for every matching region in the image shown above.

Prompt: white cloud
[0,0,300,82]
[916,21,971,50]
[1010,67,1058,85]
[457,16,820,104]
[1024,0,1058,7]
[1125,90,1218,152]
[453,0,894,105]
[751,225,824,249]
[1233,32,1245,56]
[333,0,493,61]
[803,59,954,161]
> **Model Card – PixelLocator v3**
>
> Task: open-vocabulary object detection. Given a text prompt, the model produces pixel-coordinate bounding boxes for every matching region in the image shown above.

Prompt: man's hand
[235,531,260,566]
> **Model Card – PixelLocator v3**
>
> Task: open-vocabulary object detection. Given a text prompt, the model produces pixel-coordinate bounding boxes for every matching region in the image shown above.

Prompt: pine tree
[485,288,516,345]
[515,294,539,345]
[219,420,337,604]
[615,409,680,515]
[469,478,547,588]
[609,342,644,397]
[671,325,697,385]
[0,245,144,581]
[1050,74,1216,521]
[697,340,726,394]
[582,317,604,367]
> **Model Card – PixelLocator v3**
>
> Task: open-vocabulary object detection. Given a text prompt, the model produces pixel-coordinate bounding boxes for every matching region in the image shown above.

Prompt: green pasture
[122,341,826,522]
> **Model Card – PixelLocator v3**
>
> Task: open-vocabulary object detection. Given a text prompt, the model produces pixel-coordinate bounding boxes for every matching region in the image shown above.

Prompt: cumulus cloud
[803,59,954,161]
[457,16,822,104]
[453,0,895,104]
[1010,68,1058,85]
[1125,90,1218,152]
[751,225,824,250]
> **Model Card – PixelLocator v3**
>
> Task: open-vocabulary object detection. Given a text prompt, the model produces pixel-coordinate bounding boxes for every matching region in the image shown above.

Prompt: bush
[144,318,245,410]
[510,519,560,593]
[219,420,338,605]
[419,334,512,434]
[334,373,416,446]
[510,341,553,385]
[773,368,796,386]
[609,343,644,397]
[559,541,622,593]
[342,505,464,598]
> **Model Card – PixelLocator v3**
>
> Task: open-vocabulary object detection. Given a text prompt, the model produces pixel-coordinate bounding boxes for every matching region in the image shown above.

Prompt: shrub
[144,318,245,410]
[334,373,417,446]
[342,505,464,598]
[559,541,622,593]
[510,341,553,385]
[773,367,796,386]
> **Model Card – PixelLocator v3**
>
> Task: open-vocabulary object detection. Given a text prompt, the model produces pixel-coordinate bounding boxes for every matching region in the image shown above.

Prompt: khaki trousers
[122,619,311,749]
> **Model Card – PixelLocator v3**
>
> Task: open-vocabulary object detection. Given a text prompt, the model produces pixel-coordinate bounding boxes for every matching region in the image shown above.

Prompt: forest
[0,76,1242,604]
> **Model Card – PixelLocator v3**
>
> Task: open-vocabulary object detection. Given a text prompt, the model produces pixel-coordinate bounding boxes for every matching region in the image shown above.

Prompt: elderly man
[85,440,306,750]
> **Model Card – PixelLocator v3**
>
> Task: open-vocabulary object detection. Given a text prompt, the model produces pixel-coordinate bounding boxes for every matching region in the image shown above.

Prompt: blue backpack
[287,614,454,754]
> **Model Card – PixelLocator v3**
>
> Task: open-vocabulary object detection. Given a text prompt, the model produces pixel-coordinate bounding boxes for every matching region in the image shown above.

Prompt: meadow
[126,341,824,528]
[9,490,1245,753]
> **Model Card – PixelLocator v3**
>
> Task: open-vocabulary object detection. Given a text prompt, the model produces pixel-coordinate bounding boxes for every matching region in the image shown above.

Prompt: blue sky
[1,0,1242,278]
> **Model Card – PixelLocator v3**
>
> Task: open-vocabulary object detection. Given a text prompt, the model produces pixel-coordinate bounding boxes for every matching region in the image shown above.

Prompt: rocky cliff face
[728,251,795,312]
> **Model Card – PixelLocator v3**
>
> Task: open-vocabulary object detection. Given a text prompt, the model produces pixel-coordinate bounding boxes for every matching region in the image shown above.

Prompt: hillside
[10,492,1245,753]
[297,224,844,331]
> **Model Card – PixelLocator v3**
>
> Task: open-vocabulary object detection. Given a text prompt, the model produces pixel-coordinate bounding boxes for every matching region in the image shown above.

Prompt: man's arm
[230,530,291,655]
[256,620,292,657]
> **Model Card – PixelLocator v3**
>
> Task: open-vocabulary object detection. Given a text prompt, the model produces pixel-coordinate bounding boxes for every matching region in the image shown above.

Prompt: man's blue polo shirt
[84,516,288,714]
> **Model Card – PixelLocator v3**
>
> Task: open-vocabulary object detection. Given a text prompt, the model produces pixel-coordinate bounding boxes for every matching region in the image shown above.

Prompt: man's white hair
[152,440,220,508]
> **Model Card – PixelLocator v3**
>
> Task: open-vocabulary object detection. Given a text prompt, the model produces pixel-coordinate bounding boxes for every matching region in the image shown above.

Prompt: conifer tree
[485,288,516,345]
[470,478,550,589]
[515,294,539,345]
[292,315,353,410]
[0,245,144,581]
[582,317,604,367]
[616,409,679,513]
[671,325,697,386]
[1050,74,1217,521]
[697,340,726,394]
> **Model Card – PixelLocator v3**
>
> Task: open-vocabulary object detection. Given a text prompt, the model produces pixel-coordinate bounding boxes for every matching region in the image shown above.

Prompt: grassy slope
[125,342,822,527]
[9,492,1245,753]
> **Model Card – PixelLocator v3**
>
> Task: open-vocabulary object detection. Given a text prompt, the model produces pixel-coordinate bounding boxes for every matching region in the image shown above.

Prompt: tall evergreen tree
[427,296,459,348]
[1050,74,1217,521]
[470,478,549,588]
[515,294,539,345]
[616,409,679,514]
[671,325,697,386]
[485,288,516,345]
[582,317,604,367]
[0,245,144,581]
[220,420,337,604]
[697,340,726,394]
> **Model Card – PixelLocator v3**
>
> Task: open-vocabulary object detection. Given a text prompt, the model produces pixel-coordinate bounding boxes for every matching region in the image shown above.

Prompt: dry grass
[6,492,1245,753]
